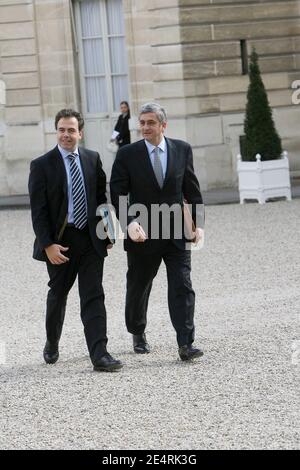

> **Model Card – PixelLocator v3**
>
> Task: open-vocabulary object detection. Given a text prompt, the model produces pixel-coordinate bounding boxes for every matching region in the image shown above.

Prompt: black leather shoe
[133,333,150,354]
[43,340,59,364]
[93,353,123,372]
[178,344,204,361]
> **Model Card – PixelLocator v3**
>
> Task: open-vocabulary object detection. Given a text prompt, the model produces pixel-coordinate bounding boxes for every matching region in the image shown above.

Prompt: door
[74,0,129,179]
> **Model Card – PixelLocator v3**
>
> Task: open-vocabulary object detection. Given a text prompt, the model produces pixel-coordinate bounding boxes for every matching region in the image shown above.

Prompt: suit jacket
[28,145,109,261]
[110,137,204,253]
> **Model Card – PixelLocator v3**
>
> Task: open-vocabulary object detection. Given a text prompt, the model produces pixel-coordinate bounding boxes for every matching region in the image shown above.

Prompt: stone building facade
[0,0,299,196]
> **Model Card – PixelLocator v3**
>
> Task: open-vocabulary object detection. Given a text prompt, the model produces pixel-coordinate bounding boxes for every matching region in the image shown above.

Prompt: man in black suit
[110,102,204,361]
[28,109,122,372]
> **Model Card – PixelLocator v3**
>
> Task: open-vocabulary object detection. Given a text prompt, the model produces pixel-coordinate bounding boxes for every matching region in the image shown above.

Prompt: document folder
[98,206,116,244]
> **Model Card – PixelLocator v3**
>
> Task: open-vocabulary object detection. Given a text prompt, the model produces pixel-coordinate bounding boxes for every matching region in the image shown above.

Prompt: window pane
[83,38,105,74]
[106,0,124,35]
[80,0,102,37]
[77,0,129,114]
[112,75,129,111]
[109,37,128,74]
[86,77,108,112]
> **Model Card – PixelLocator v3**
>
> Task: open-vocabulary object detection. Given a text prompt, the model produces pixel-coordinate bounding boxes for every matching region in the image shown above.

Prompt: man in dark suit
[28,109,122,372]
[110,102,204,361]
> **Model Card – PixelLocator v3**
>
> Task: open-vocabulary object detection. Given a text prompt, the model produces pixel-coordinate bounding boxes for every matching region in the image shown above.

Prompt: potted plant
[237,48,292,204]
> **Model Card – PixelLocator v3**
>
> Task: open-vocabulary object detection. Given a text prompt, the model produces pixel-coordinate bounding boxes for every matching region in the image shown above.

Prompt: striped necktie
[68,153,87,229]
[153,147,164,188]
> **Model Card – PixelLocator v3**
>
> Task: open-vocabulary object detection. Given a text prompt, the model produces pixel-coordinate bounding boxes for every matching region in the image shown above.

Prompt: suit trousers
[125,241,195,347]
[45,225,108,363]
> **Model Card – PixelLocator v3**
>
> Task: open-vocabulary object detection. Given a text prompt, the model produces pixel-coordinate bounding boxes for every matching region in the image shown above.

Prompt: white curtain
[107,0,129,111]
[82,39,105,74]
[80,0,102,36]
[106,0,124,35]
[80,0,107,112]
[79,0,128,113]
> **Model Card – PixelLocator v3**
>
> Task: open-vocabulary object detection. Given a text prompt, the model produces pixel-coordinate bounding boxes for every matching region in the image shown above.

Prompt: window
[240,39,248,75]
[75,0,129,114]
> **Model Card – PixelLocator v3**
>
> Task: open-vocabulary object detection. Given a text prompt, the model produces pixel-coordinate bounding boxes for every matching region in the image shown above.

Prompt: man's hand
[128,221,147,243]
[193,228,204,246]
[45,244,69,265]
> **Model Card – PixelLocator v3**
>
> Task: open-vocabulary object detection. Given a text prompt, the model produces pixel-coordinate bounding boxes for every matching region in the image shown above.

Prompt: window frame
[73,0,128,118]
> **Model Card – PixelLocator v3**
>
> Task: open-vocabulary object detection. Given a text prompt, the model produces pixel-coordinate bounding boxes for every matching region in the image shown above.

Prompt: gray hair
[139,102,167,124]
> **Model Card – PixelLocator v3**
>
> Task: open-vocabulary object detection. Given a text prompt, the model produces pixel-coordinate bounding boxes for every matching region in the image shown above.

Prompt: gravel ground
[0,200,299,450]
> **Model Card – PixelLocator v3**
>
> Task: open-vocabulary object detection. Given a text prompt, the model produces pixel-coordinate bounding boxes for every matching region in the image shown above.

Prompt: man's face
[139,112,166,146]
[56,117,82,152]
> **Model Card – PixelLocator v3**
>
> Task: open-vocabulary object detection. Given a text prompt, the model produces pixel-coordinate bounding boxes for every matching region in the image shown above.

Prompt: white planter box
[237,151,292,204]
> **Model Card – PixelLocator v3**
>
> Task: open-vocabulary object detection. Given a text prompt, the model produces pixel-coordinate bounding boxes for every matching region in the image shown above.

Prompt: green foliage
[242,49,282,161]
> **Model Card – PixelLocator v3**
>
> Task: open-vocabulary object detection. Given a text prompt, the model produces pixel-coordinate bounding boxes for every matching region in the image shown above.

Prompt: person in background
[111,101,131,148]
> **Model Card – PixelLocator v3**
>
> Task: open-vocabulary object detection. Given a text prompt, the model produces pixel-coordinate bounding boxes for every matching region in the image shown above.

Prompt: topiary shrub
[242,48,282,161]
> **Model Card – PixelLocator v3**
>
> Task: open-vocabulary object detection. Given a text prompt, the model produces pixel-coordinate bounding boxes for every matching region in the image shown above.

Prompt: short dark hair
[139,102,167,124]
[55,109,84,131]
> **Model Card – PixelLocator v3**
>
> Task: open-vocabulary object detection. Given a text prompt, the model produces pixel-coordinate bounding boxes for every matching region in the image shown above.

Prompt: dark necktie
[153,147,164,188]
[68,153,87,229]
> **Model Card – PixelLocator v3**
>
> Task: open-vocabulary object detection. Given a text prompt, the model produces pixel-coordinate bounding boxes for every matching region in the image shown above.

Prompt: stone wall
[0,0,76,195]
[126,0,300,189]
[0,1,38,194]
[123,0,156,141]
[177,0,300,187]
[0,75,8,195]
